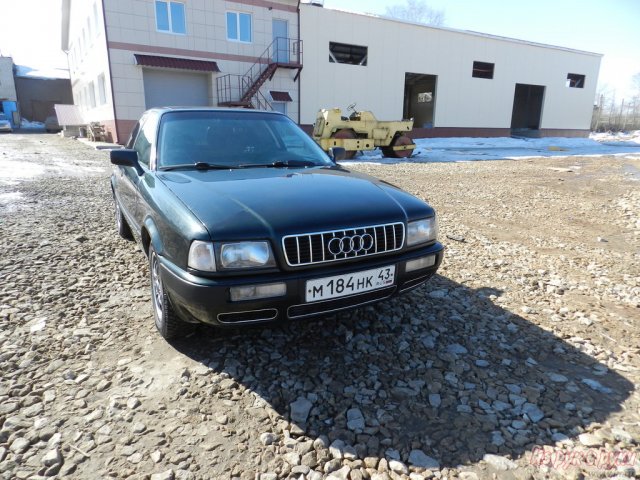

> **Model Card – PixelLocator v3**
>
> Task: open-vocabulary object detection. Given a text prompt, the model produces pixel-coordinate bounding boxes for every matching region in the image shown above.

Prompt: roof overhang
[134,54,220,72]
[54,104,85,126]
[270,91,293,102]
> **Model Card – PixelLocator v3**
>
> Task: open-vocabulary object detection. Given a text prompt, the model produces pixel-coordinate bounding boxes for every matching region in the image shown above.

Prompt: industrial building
[61,0,601,143]
[299,4,601,138]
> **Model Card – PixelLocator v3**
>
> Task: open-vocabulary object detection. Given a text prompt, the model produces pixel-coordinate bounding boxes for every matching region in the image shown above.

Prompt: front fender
[142,216,164,257]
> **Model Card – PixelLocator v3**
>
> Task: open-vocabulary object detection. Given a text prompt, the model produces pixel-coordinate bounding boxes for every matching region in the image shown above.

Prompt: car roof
[146,107,285,116]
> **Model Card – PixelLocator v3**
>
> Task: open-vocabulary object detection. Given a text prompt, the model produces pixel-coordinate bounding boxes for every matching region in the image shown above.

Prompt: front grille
[288,286,396,318]
[282,222,404,266]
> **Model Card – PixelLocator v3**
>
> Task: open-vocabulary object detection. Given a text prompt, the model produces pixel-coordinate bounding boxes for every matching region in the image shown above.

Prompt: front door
[272,19,289,63]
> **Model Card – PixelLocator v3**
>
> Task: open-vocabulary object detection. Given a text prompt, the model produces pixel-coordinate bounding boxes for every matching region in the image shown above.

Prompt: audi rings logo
[328,234,374,255]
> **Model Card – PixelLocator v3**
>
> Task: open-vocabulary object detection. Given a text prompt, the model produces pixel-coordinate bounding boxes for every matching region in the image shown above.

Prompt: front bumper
[160,242,444,327]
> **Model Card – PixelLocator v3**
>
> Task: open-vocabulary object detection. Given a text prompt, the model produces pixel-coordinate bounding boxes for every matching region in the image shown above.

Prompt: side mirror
[329,147,346,162]
[111,149,143,176]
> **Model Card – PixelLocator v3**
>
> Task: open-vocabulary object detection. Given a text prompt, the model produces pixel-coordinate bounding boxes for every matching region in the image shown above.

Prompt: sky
[323,0,640,100]
[0,0,638,99]
[0,1,68,71]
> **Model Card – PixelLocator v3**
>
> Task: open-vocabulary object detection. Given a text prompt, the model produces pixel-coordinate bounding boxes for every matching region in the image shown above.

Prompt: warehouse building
[61,0,601,143]
[300,4,601,137]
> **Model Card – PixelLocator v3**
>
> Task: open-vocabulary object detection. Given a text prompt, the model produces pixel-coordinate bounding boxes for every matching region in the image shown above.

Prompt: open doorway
[404,73,437,128]
[511,83,545,134]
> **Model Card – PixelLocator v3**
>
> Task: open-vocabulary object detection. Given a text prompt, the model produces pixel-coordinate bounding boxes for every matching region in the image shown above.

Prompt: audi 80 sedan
[111,108,444,339]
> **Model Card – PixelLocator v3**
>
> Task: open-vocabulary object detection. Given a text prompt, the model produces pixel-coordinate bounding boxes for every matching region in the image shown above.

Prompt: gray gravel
[1,133,639,479]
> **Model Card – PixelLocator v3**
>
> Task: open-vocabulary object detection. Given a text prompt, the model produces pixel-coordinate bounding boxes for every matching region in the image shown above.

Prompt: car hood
[158,167,434,240]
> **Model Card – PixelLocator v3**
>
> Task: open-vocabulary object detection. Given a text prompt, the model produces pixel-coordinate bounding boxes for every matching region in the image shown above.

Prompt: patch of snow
[0,191,24,204]
[21,118,45,129]
[590,130,640,145]
[340,134,640,165]
[14,65,70,80]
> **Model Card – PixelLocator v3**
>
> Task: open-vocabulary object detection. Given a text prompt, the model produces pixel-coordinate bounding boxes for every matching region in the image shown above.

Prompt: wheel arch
[141,216,164,258]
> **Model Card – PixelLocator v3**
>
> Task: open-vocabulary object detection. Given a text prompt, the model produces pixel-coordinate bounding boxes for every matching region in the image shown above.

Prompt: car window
[157,111,331,168]
[133,117,157,167]
[126,121,141,149]
[0,114,7,120]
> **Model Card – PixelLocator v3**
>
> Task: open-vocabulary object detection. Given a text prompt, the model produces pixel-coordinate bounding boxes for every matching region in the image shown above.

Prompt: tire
[114,199,133,240]
[330,129,358,160]
[382,135,414,158]
[149,246,191,339]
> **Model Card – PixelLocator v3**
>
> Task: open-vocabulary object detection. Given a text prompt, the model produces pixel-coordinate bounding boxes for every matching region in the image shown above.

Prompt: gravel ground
[0,133,639,480]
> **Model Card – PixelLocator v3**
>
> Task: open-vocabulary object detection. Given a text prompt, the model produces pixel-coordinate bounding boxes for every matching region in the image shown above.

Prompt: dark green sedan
[111,108,443,339]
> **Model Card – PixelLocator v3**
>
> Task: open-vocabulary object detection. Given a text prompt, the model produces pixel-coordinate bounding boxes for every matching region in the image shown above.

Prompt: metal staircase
[216,37,303,110]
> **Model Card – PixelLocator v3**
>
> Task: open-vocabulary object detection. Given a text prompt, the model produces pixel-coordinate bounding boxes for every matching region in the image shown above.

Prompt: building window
[93,3,100,33]
[472,61,494,79]
[226,12,252,42]
[329,42,368,66]
[566,73,585,88]
[88,82,96,108]
[155,1,186,34]
[97,74,107,105]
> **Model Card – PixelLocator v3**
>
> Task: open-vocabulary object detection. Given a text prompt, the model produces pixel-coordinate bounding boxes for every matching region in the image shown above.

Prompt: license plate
[305,265,395,302]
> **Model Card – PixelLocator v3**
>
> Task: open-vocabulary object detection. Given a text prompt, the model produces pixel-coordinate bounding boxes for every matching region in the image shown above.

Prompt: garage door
[142,69,210,109]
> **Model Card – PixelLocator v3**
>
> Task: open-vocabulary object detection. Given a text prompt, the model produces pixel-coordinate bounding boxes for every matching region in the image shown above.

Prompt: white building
[62,0,301,143]
[0,56,18,102]
[299,4,601,137]
[61,1,601,142]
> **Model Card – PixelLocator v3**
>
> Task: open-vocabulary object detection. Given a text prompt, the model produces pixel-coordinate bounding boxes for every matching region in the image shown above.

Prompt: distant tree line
[592,73,640,132]
[385,0,445,26]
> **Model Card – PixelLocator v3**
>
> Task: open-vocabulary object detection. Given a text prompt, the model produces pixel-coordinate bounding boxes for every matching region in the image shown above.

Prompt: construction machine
[312,104,416,159]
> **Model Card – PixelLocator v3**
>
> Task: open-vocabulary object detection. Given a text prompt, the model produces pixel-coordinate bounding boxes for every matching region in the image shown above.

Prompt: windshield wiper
[160,162,237,171]
[238,159,320,169]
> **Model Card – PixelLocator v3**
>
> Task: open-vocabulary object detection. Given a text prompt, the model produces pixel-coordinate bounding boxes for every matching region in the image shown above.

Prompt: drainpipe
[101,0,120,143]
[297,0,301,125]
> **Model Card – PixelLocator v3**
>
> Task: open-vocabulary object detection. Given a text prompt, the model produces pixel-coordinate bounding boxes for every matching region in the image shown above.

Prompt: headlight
[407,217,438,246]
[219,241,275,269]
[188,241,217,272]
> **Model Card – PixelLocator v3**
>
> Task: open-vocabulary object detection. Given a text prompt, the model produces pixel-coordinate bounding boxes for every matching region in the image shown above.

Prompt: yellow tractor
[312,104,416,159]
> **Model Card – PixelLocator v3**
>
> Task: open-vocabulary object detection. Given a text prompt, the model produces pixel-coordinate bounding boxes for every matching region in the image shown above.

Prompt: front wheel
[149,247,191,339]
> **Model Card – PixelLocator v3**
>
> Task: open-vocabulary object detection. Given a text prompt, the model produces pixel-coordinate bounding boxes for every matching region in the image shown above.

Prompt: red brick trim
[536,129,590,138]
[409,127,512,138]
[298,126,590,139]
[100,119,117,143]
[108,41,266,65]
[114,119,138,145]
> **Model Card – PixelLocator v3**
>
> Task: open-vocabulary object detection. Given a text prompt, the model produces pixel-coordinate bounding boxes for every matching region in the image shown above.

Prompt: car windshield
[157,111,332,169]
[0,114,7,121]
